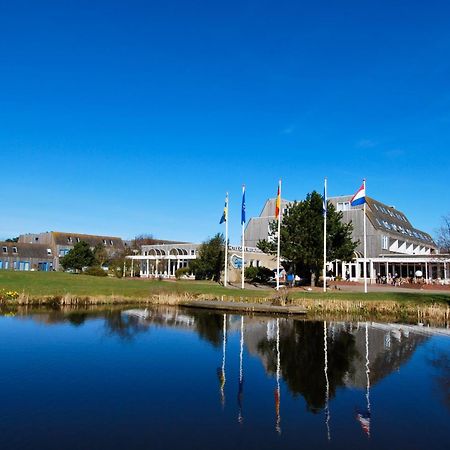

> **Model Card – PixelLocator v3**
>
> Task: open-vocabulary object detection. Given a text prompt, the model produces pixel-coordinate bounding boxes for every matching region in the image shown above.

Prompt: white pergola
[125,243,199,278]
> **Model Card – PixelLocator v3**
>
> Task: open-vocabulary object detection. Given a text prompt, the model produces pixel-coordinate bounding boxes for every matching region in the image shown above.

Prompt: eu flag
[241,186,246,225]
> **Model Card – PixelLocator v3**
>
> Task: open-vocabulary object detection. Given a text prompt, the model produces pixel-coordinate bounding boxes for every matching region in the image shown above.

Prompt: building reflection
[11,305,447,432]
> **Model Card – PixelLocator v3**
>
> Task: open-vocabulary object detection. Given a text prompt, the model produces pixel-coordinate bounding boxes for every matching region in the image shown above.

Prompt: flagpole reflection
[324,321,331,441]
[356,322,371,437]
[238,316,244,424]
[217,313,227,408]
[274,318,281,434]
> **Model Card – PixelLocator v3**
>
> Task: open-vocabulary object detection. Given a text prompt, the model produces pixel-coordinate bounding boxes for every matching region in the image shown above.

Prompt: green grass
[0,271,449,305]
[0,271,270,300]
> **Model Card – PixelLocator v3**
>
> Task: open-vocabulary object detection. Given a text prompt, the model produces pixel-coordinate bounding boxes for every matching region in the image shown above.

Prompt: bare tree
[436,214,450,253]
[132,234,158,250]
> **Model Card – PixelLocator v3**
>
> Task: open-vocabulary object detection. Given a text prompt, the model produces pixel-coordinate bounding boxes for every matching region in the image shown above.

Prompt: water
[0,306,448,450]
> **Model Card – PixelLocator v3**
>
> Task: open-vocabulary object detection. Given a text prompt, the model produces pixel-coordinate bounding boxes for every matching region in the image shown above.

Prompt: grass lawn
[0,271,449,305]
[0,271,270,300]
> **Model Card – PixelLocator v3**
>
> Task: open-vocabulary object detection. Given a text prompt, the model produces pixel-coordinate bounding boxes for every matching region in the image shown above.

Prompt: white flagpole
[323,177,327,293]
[363,179,368,294]
[241,185,245,290]
[276,179,282,291]
[224,193,229,287]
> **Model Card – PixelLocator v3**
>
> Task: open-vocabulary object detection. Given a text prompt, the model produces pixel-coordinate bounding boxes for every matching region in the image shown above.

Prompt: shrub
[84,266,108,277]
[245,266,274,283]
[0,289,19,302]
[244,266,258,281]
[175,267,191,279]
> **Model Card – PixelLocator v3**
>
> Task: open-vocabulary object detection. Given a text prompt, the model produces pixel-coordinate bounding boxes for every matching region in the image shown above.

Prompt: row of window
[0,260,52,271]
[2,247,52,255]
[372,203,407,222]
[2,246,18,254]
[375,218,431,242]
[66,237,115,246]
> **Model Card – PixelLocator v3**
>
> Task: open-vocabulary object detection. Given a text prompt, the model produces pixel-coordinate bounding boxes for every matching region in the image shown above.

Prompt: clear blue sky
[1,0,449,244]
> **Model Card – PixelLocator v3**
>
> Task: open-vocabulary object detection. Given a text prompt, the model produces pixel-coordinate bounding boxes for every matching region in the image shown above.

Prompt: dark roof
[0,242,53,259]
[365,197,435,246]
[51,232,124,249]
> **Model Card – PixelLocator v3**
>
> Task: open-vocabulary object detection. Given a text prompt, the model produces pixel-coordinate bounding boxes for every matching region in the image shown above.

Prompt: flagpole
[241,185,245,290]
[323,177,327,293]
[363,179,368,294]
[224,193,229,287]
[276,179,282,291]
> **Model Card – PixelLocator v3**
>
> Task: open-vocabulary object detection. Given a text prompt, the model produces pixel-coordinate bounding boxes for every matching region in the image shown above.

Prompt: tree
[132,234,158,251]
[60,241,96,272]
[190,233,225,282]
[436,214,450,253]
[93,243,109,267]
[258,191,357,280]
[5,237,18,242]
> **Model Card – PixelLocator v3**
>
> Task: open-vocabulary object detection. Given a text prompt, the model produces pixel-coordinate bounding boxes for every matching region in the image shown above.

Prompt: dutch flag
[351,182,366,206]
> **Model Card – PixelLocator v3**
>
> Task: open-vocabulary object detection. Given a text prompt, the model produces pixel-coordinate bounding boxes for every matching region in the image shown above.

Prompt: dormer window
[2,246,7,253]
[67,237,73,243]
[47,248,52,255]
[103,239,107,245]
[12,247,18,254]
[109,240,113,245]
[76,237,80,243]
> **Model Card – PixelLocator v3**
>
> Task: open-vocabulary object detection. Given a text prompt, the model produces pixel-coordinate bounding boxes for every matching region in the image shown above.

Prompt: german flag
[275,181,281,220]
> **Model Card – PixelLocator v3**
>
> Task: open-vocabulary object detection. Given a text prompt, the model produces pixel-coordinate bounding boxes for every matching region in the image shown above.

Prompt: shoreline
[2,291,449,327]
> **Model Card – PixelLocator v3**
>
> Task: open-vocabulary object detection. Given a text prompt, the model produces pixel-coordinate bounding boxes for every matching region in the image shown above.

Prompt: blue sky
[1,0,449,244]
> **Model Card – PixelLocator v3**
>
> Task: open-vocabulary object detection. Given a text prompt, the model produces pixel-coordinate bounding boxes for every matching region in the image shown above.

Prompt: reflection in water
[355,323,371,438]
[238,316,244,424]
[217,313,227,408]
[274,318,281,434]
[5,306,449,445]
[323,321,331,441]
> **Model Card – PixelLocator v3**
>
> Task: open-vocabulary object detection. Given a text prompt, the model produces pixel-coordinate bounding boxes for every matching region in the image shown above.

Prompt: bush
[175,267,191,279]
[244,266,258,281]
[84,266,108,277]
[245,266,274,283]
[0,289,19,302]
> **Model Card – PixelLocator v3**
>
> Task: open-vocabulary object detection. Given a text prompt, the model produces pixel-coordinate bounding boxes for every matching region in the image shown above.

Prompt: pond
[0,306,448,449]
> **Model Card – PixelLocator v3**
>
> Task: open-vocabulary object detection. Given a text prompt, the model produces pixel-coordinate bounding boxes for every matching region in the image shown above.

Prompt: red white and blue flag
[351,182,366,206]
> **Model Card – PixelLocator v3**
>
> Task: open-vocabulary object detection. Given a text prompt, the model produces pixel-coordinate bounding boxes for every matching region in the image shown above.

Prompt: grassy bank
[0,271,449,324]
[1,271,449,302]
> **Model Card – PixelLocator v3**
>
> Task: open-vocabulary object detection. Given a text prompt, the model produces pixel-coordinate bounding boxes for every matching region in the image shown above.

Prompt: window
[337,201,350,211]
[382,236,389,250]
[67,237,72,243]
[191,250,195,255]
[12,247,17,254]
[110,240,114,245]
[47,248,52,255]
[103,239,107,245]
[2,246,7,253]
[76,237,80,243]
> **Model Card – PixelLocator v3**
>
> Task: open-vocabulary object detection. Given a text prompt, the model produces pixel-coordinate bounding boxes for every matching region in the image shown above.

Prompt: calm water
[0,307,449,450]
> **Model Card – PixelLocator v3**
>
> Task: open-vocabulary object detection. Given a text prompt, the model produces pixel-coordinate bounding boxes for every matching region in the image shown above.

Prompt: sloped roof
[331,195,435,246]
[0,242,52,259]
[365,197,435,246]
[51,232,124,249]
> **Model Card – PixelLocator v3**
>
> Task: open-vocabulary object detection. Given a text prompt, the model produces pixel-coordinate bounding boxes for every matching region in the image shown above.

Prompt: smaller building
[18,231,125,270]
[126,242,277,283]
[0,242,54,271]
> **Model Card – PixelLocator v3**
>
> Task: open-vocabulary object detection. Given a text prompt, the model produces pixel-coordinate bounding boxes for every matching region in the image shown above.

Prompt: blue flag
[323,186,327,217]
[241,186,246,225]
[220,194,228,224]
